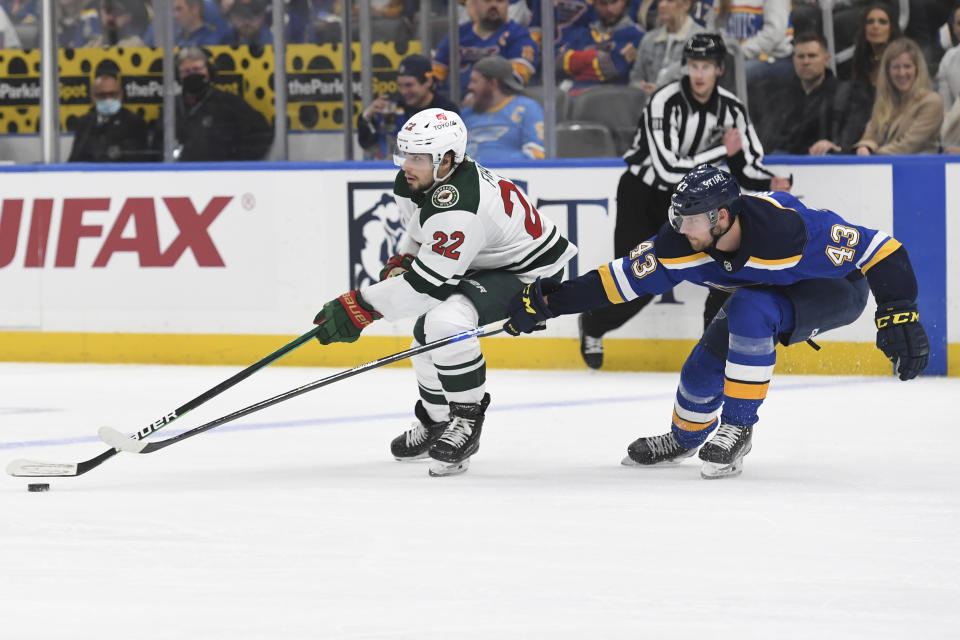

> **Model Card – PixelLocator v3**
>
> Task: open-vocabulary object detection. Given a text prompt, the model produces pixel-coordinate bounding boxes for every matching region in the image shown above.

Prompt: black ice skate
[578,315,603,370]
[428,393,491,477]
[698,424,753,479]
[621,432,696,466]
[390,401,448,461]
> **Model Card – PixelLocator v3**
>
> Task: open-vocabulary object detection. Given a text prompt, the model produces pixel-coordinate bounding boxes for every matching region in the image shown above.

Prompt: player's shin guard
[671,344,723,449]
[701,289,787,478]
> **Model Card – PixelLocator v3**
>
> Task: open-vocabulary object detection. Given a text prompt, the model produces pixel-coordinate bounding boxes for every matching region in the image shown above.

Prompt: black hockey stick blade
[7,326,322,477]
[99,323,505,455]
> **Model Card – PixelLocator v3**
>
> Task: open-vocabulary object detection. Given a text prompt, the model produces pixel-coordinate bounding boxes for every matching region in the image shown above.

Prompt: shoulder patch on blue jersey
[431,184,459,208]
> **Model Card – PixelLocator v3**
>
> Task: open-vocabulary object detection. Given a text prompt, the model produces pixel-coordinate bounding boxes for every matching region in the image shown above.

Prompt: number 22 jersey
[361,158,578,320]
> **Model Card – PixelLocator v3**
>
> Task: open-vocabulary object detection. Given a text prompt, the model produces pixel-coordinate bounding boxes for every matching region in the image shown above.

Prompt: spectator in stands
[630,0,704,93]
[717,0,793,84]
[0,4,23,47]
[1,0,37,33]
[938,10,960,113]
[529,0,596,51]
[763,32,841,154]
[943,101,960,153]
[68,72,151,162]
[556,0,645,92]
[358,54,460,160]
[87,0,148,46]
[220,0,273,46]
[854,37,943,155]
[840,2,902,86]
[58,0,101,48]
[144,0,221,46]
[433,0,539,94]
[460,55,545,162]
[938,1,960,51]
[578,33,789,370]
[167,46,274,160]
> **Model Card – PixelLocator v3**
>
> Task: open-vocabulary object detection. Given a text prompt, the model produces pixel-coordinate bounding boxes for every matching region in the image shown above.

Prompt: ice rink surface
[1,361,958,639]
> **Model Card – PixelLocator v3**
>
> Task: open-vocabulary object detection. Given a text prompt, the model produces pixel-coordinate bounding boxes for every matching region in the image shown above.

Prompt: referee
[578,32,791,369]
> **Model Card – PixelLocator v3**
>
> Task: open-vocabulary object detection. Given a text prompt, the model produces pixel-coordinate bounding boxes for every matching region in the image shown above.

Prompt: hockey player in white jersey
[312,108,577,476]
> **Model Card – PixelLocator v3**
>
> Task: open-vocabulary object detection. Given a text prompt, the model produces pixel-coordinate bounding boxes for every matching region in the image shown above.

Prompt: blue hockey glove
[875,300,929,381]
[313,290,382,345]
[503,278,560,336]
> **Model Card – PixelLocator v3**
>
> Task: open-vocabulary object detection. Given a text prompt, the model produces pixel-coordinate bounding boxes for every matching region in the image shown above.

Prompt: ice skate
[698,424,753,479]
[428,393,491,476]
[621,432,696,466]
[578,315,603,370]
[390,401,448,461]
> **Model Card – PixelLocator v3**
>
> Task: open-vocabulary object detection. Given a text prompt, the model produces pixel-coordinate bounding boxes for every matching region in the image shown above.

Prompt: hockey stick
[99,323,505,455]
[6,327,323,478]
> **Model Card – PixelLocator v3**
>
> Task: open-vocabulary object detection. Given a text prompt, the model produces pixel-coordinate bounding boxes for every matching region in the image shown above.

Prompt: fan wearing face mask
[159,46,274,161]
[68,71,152,163]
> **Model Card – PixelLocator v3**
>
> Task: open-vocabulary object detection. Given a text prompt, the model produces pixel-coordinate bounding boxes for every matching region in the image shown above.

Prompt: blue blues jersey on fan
[591,191,903,303]
[433,20,539,91]
[530,0,596,49]
[559,19,645,89]
[461,95,545,162]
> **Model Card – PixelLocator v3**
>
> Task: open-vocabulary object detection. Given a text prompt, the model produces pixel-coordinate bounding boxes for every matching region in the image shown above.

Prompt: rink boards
[0,157,955,376]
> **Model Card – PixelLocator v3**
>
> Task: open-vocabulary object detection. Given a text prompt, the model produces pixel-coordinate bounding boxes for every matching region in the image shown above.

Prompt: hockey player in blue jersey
[503,164,929,479]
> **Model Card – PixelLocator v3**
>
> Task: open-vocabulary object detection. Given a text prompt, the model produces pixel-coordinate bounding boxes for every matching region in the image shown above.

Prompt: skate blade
[393,452,431,462]
[620,450,696,467]
[428,458,470,477]
[700,458,744,479]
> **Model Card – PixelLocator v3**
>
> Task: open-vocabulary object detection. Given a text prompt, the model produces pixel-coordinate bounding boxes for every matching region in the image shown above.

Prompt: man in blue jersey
[504,164,929,479]
[461,56,545,162]
[557,0,645,91]
[433,0,539,92]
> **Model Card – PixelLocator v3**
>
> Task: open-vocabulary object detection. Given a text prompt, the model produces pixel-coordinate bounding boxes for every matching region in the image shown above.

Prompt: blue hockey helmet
[669,165,740,233]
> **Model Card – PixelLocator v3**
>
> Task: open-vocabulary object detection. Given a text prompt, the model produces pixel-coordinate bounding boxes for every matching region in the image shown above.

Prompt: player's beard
[479,14,505,32]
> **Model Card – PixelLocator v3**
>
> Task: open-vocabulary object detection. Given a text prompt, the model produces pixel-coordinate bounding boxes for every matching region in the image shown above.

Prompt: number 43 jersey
[588,190,908,309]
[361,158,578,320]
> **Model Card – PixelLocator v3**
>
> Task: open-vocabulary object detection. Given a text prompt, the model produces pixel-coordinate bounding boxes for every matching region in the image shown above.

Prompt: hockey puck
[27,483,50,492]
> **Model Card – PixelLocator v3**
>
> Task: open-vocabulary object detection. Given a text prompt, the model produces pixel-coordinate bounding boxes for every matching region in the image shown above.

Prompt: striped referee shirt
[623,77,774,192]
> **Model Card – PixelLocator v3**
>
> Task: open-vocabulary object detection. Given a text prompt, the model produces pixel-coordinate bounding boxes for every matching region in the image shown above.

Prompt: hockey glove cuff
[314,290,382,345]
[504,278,560,336]
[379,253,415,280]
[875,300,929,381]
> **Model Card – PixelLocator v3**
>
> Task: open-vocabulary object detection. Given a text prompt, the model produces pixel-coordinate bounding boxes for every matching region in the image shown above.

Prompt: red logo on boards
[0,196,233,269]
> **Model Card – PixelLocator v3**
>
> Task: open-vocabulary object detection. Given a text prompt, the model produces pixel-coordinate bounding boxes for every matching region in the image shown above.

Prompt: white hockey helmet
[394,108,468,183]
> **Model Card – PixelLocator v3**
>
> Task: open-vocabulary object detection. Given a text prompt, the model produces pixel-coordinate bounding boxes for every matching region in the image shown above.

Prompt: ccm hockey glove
[504,278,560,336]
[379,253,415,280]
[313,290,382,345]
[875,300,929,381]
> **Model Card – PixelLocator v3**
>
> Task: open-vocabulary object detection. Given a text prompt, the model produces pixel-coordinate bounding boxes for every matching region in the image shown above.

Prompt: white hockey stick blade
[7,459,79,477]
[98,427,148,453]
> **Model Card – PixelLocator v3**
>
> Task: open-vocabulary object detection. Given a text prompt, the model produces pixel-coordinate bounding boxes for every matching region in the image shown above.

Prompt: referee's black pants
[580,170,731,338]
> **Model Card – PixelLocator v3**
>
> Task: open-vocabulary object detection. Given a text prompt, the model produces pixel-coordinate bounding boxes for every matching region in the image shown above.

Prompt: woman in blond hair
[854,37,943,155]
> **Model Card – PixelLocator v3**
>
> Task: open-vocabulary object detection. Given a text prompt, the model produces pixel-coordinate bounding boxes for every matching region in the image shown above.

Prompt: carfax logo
[431,185,459,208]
[347,182,406,290]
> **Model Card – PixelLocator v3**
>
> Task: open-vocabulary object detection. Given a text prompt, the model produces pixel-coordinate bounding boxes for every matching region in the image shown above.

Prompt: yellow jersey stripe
[659,252,710,266]
[861,238,902,274]
[724,379,770,401]
[747,255,802,266]
[672,409,716,433]
[598,263,625,304]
